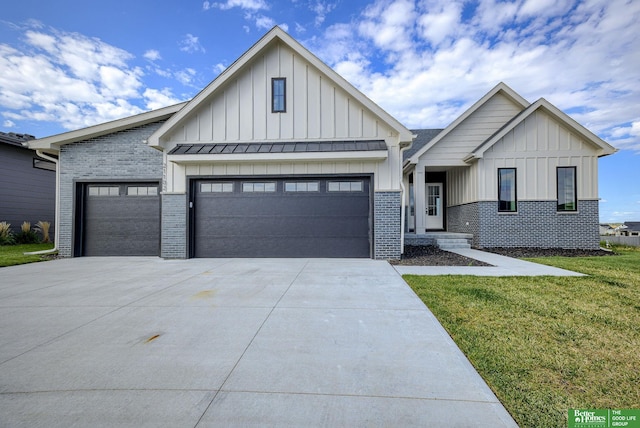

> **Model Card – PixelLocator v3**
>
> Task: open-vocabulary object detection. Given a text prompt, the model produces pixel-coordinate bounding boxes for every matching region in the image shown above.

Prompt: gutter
[24,151,60,255]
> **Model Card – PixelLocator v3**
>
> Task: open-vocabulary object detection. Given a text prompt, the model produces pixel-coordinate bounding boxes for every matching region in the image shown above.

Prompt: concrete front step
[436,238,471,249]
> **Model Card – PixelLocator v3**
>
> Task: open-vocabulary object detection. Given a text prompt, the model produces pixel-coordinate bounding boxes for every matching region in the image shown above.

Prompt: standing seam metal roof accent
[168,140,388,155]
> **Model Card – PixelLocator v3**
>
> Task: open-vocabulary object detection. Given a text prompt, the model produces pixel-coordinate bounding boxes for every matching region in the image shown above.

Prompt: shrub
[35,221,51,243]
[0,221,14,245]
[15,221,40,244]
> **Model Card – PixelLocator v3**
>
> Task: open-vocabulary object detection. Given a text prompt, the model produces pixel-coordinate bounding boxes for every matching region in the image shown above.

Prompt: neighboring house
[599,224,616,236]
[29,27,413,259]
[403,83,617,250]
[28,28,615,259]
[0,132,56,236]
[620,222,640,236]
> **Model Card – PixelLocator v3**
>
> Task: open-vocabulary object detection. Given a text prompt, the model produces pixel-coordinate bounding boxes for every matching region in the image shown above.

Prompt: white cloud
[143,88,182,110]
[179,34,205,54]
[417,2,462,47]
[0,24,160,130]
[203,0,269,11]
[3,120,16,128]
[309,0,640,153]
[254,15,276,30]
[311,1,337,26]
[204,0,284,33]
[143,49,162,61]
[99,65,143,98]
[175,68,197,86]
[359,0,417,53]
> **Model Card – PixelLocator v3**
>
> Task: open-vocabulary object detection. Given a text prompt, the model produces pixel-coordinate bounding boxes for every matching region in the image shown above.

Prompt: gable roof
[147,26,414,150]
[465,98,617,161]
[405,82,530,165]
[28,102,187,155]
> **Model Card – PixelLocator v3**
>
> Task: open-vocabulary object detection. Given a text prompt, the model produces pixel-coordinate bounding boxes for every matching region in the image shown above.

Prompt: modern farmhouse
[29,27,616,259]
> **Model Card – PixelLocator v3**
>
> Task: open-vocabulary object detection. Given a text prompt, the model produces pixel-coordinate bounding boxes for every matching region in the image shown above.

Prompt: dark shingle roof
[403,129,443,160]
[168,140,388,155]
[623,222,640,232]
[404,129,443,161]
[0,132,36,148]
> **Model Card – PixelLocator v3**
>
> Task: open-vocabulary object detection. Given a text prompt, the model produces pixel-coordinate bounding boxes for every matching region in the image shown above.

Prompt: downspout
[24,150,59,255]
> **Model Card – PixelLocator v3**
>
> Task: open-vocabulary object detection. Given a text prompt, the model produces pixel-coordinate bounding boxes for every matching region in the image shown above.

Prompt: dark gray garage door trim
[73,179,162,257]
[187,174,374,258]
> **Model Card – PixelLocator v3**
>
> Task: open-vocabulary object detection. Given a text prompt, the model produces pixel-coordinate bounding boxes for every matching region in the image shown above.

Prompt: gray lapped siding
[0,143,55,236]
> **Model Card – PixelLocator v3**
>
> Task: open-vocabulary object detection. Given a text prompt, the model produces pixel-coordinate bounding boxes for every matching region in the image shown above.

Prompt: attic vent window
[272,78,286,113]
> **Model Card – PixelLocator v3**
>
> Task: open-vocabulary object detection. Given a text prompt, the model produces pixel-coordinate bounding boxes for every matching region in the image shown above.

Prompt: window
[285,182,319,192]
[127,186,158,196]
[242,182,276,192]
[33,158,56,171]
[272,78,286,112]
[498,168,517,212]
[88,186,119,197]
[328,181,363,192]
[200,182,233,193]
[557,167,577,211]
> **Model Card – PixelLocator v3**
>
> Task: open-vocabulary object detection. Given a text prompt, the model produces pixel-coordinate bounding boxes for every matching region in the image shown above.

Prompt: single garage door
[192,177,371,258]
[80,183,160,256]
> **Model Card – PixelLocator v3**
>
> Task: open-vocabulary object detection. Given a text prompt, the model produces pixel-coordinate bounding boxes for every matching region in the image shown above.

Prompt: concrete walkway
[0,257,517,427]
[395,248,585,276]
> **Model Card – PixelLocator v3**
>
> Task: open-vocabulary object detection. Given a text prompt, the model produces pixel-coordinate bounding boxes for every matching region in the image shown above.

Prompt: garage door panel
[83,183,160,256]
[193,177,371,258]
[195,195,369,217]
[197,215,368,238]
[196,237,369,258]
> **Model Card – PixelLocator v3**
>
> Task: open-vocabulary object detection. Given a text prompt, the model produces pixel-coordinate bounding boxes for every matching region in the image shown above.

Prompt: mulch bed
[390,245,615,266]
[390,245,492,266]
[484,247,615,258]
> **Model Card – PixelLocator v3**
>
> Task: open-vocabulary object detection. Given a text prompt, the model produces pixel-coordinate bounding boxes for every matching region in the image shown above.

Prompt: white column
[415,164,426,233]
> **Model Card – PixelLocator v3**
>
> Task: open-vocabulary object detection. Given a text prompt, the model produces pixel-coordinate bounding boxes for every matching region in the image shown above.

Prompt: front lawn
[0,243,56,267]
[403,245,640,428]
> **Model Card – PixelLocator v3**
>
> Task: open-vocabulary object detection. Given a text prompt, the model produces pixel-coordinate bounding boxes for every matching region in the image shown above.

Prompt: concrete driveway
[0,258,517,427]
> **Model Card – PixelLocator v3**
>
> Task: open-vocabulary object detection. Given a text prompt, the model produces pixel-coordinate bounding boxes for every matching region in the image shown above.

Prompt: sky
[1,0,639,223]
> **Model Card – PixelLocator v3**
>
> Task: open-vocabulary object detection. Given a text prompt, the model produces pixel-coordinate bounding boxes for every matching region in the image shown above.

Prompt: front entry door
[426,183,443,230]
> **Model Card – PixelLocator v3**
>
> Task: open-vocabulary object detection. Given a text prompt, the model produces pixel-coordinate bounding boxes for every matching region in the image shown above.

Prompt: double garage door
[77,177,371,258]
[192,176,371,258]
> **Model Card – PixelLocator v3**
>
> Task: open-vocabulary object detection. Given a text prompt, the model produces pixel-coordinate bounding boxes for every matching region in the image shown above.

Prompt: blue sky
[1,0,638,222]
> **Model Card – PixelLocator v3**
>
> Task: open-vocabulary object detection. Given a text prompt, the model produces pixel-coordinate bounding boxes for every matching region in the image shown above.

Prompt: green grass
[0,243,56,267]
[403,245,640,428]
